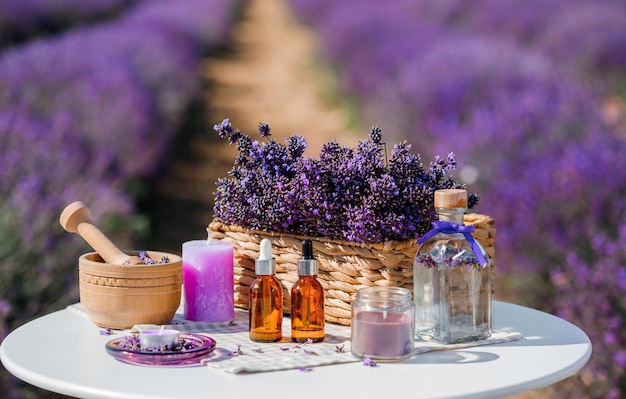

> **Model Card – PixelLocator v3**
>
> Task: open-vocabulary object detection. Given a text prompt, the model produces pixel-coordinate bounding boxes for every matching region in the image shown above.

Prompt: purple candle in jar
[351,286,415,361]
[182,239,234,322]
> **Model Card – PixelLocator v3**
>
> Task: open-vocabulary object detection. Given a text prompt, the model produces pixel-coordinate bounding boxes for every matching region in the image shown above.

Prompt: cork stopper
[434,189,468,209]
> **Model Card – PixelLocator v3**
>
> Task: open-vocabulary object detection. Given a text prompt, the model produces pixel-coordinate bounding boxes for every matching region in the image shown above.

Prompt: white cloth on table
[67,303,522,373]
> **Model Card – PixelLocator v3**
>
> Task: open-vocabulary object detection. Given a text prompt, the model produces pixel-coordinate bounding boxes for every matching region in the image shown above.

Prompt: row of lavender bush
[0,0,241,397]
[288,0,626,397]
[0,0,140,50]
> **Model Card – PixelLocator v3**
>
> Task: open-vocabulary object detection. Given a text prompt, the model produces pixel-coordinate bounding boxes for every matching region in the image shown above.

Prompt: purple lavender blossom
[369,126,382,144]
[229,344,243,356]
[214,121,472,242]
[118,334,141,351]
[362,357,377,367]
[258,122,271,137]
[214,118,234,138]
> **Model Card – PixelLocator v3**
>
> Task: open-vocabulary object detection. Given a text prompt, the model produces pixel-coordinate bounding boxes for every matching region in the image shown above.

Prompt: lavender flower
[369,126,382,143]
[258,122,271,137]
[137,251,169,265]
[363,358,377,367]
[229,344,243,356]
[214,121,473,242]
[139,251,156,265]
[214,118,234,138]
[118,335,141,351]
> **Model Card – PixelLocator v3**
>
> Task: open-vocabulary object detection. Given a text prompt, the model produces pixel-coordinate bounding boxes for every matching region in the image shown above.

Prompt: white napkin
[68,303,522,373]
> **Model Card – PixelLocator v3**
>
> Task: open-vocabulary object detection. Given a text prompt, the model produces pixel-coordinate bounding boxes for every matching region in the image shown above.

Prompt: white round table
[1,301,591,399]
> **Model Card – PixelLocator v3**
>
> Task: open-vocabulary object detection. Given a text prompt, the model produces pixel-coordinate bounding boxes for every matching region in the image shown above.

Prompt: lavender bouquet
[213,119,478,243]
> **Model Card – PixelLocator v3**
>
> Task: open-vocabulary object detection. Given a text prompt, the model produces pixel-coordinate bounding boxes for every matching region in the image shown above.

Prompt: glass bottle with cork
[290,239,325,343]
[413,188,492,344]
[249,238,283,342]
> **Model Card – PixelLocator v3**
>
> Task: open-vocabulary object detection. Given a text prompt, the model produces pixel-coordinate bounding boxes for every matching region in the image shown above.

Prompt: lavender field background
[1,0,626,397]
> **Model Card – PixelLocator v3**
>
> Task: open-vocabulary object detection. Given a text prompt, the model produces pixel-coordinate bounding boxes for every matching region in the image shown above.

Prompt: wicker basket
[209,214,495,326]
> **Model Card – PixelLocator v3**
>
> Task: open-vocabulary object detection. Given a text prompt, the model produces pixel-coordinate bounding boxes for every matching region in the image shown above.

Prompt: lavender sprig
[118,335,141,351]
[229,344,243,356]
[363,358,377,367]
[125,251,169,265]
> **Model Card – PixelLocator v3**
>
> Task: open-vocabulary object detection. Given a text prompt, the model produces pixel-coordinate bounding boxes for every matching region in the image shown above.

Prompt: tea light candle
[182,239,234,322]
[139,328,180,350]
[351,286,415,361]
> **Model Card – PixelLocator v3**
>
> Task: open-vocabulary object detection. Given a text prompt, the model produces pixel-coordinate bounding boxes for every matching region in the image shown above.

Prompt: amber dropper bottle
[291,239,325,342]
[249,239,283,342]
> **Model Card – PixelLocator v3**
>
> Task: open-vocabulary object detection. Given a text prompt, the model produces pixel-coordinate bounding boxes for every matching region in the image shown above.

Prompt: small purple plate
[105,333,216,367]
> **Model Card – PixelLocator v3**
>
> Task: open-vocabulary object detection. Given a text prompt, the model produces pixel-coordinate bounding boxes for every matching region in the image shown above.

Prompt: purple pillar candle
[182,240,234,322]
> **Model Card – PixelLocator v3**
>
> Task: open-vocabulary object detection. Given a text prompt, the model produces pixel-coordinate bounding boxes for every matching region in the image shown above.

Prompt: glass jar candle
[351,286,415,362]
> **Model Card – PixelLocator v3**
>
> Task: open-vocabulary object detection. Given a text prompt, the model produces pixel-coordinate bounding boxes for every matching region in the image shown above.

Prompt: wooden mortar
[60,201,182,329]
[78,250,182,329]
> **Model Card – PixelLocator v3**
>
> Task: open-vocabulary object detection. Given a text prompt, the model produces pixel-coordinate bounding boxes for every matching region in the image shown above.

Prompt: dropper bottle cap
[298,239,317,276]
[255,239,274,275]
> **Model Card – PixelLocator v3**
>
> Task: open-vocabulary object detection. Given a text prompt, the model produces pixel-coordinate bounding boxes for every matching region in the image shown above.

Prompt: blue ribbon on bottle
[417,221,488,267]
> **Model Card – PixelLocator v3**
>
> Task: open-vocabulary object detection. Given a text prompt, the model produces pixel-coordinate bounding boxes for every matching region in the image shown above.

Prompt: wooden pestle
[60,201,143,265]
